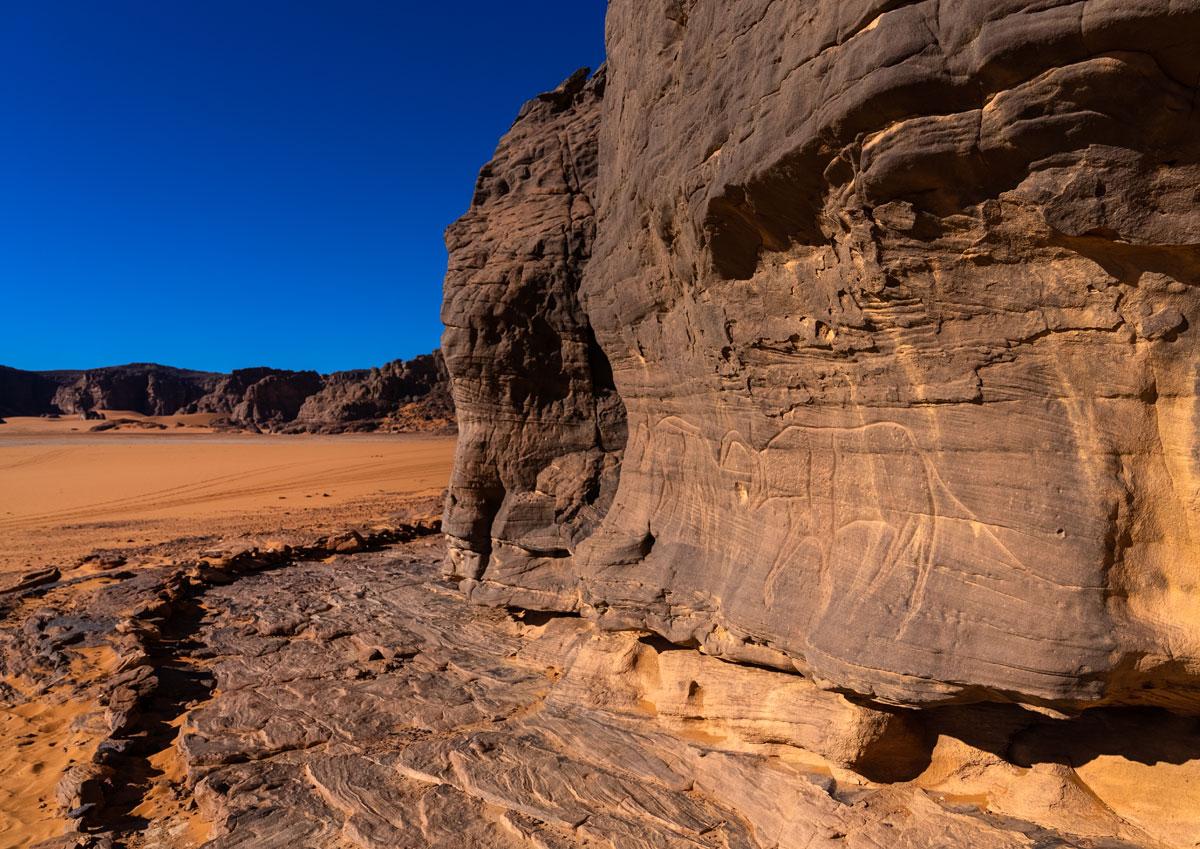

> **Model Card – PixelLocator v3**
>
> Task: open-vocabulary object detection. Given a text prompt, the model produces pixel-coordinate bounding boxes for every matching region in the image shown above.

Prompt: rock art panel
[445,1,1200,712]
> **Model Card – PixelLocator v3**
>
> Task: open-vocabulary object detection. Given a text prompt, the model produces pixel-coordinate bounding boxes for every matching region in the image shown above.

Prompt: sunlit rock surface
[444,0,1200,713]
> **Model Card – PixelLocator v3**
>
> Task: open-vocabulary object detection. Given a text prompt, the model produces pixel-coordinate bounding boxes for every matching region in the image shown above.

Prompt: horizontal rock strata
[443,0,1200,714]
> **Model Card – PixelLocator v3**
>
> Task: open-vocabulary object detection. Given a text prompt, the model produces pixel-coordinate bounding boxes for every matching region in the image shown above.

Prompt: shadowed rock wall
[444,1,1200,713]
[0,365,68,417]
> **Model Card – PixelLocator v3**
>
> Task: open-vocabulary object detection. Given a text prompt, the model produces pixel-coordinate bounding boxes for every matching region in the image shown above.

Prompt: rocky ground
[4,524,1198,849]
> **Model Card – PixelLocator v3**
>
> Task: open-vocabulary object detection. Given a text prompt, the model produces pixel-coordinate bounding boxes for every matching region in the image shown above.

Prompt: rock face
[289,352,453,433]
[0,354,453,433]
[52,364,219,416]
[188,367,324,426]
[0,365,68,417]
[441,68,627,583]
[443,1,1200,715]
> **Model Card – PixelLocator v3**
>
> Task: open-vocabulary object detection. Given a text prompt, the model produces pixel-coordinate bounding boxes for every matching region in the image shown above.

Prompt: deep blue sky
[0,2,606,373]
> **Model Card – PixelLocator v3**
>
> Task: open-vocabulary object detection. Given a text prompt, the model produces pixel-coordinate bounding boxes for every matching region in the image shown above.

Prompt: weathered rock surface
[287,352,453,434]
[0,354,453,433]
[441,67,627,588]
[443,1,1200,714]
[0,366,64,417]
[187,367,324,427]
[52,364,218,416]
[7,538,1199,849]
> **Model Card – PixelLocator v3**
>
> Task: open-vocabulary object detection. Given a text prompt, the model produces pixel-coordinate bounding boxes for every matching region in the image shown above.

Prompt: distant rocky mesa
[0,352,453,433]
[443,0,1200,716]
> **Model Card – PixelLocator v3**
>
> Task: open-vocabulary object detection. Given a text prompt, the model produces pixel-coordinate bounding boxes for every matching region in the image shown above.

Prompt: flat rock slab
[5,536,1184,848]
[169,542,1124,849]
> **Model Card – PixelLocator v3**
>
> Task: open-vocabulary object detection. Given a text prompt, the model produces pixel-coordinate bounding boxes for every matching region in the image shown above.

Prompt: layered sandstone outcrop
[188,367,325,426]
[287,352,453,433]
[443,0,1200,716]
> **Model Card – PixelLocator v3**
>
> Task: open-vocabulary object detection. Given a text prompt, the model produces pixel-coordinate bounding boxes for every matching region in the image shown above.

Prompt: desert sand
[0,417,454,846]
[0,414,455,573]
[0,645,117,849]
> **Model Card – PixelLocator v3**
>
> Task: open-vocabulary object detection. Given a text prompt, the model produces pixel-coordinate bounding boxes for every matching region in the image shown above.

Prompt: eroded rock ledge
[441,0,1200,716]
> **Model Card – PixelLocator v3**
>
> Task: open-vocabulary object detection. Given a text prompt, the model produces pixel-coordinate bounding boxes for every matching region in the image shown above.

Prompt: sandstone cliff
[288,352,453,433]
[444,1,1200,716]
[436,7,1200,842]
[441,68,627,582]
[52,364,219,417]
[0,365,64,418]
[186,367,325,427]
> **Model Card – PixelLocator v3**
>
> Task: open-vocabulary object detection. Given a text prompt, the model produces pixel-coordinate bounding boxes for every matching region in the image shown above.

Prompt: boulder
[55,763,114,816]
